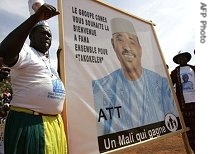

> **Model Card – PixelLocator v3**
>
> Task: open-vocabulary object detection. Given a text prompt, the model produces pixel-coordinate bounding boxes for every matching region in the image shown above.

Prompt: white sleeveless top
[10,44,65,114]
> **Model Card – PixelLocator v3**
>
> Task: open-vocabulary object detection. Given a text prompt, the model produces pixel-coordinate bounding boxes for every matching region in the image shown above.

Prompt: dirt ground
[121,134,188,154]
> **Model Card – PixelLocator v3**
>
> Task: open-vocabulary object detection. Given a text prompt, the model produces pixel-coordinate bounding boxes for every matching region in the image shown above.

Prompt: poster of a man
[59,0,185,153]
[92,18,178,136]
[181,74,194,91]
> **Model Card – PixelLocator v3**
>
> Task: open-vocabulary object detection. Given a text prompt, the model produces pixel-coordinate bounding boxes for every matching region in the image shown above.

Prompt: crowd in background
[0,65,12,117]
[0,61,11,153]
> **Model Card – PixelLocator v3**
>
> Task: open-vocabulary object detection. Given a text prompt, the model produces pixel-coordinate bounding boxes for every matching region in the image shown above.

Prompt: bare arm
[0,3,59,66]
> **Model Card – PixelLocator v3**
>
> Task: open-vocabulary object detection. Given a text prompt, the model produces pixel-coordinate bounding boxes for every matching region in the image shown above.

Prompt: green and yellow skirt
[4,109,67,154]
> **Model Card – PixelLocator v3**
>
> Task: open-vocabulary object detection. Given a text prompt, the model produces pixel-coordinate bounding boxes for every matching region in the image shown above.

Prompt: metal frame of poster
[57,0,189,153]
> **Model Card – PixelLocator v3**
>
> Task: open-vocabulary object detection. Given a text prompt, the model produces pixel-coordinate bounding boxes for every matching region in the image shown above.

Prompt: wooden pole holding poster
[57,0,69,150]
[60,0,193,153]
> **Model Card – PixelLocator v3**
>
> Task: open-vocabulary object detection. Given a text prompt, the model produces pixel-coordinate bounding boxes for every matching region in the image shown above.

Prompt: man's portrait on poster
[181,73,194,91]
[92,17,178,136]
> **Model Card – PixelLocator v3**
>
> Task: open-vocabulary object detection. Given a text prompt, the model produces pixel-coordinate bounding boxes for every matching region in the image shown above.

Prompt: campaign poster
[61,0,184,153]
